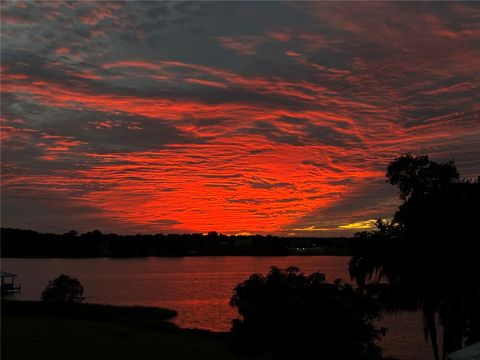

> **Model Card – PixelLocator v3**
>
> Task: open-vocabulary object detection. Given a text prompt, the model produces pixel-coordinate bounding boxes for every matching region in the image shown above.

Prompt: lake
[2,256,435,360]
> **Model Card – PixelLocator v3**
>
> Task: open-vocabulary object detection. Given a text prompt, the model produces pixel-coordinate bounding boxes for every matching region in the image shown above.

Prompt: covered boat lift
[1,271,21,295]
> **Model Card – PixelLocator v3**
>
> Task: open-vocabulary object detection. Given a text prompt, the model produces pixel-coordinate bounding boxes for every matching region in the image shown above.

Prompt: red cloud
[2,2,479,234]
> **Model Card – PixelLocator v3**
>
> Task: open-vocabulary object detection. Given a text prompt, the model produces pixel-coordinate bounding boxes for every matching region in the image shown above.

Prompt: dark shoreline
[1,227,355,258]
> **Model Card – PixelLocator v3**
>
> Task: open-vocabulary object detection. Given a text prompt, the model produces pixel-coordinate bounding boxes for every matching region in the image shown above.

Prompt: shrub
[230,266,385,360]
[41,274,84,303]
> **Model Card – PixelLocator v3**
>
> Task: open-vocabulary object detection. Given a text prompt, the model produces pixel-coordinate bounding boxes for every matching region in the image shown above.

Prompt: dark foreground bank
[2,300,399,360]
[1,300,270,360]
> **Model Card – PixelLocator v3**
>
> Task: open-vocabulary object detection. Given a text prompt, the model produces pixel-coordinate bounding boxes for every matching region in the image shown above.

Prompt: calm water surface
[2,257,435,360]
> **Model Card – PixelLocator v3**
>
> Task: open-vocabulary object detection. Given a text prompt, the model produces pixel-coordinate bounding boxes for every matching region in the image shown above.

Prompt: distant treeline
[0,228,355,258]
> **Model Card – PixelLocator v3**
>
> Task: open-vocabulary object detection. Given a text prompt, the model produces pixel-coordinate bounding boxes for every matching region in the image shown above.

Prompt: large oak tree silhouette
[350,154,480,360]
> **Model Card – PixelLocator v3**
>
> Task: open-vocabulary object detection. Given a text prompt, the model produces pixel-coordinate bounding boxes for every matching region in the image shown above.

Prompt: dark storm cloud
[236,121,302,146]
[303,124,362,148]
[2,94,205,155]
[235,120,362,148]
[2,49,338,114]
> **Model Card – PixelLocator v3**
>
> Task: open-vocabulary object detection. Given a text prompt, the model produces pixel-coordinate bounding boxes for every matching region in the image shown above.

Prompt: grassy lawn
[2,314,270,360]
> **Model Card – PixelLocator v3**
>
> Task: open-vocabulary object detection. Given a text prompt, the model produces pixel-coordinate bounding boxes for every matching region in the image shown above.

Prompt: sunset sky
[1,1,479,236]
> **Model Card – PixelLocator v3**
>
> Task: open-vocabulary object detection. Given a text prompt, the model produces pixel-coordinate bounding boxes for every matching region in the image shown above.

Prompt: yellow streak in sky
[338,219,378,230]
[291,225,337,232]
[291,219,386,232]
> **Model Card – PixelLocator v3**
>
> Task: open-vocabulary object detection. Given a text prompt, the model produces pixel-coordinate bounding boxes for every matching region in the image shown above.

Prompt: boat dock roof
[1,271,18,278]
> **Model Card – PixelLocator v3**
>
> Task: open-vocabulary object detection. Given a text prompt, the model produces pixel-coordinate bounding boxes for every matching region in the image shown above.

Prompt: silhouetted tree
[230,266,385,360]
[350,154,480,360]
[41,274,84,303]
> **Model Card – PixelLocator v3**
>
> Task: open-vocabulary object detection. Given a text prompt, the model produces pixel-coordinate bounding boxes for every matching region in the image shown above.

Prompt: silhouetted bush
[230,266,385,360]
[41,274,84,303]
